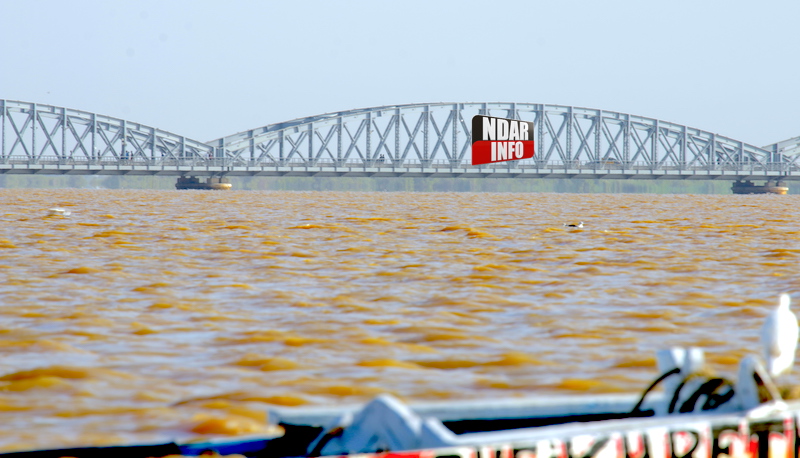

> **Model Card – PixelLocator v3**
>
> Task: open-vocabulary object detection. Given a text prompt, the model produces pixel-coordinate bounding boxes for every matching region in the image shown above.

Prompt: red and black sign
[471,115,535,166]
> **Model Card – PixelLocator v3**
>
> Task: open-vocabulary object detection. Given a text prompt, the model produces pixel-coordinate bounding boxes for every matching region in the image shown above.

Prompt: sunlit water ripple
[1,189,799,451]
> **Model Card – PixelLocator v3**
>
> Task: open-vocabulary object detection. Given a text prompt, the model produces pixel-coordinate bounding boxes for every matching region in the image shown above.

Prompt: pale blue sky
[1,0,797,147]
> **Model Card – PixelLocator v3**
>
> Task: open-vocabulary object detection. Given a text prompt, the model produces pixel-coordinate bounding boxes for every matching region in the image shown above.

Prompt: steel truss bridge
[1,99,798,183]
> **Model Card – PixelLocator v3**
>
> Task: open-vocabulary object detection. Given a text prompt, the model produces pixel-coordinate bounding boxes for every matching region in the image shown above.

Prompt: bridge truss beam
[1,100,797,180]
[0,100,215,170]
[211,102,798,179]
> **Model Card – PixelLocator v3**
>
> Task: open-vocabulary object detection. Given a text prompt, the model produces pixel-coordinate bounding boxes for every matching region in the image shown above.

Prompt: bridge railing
[3,155,214,167]
[211,158,795,173]
[4,155,796,174]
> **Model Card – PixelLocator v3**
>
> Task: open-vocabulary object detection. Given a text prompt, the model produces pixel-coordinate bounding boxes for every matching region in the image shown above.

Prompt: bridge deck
[2,159,797,181]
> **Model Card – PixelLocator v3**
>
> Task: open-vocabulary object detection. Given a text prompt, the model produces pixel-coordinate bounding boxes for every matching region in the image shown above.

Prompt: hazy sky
[1,0,797,147]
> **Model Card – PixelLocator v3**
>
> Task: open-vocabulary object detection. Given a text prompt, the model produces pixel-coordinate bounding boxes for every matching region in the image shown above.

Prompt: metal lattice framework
[1,99,797,180]
[764,135,800,159]
[212,102,794,174]
[0,100,214,174]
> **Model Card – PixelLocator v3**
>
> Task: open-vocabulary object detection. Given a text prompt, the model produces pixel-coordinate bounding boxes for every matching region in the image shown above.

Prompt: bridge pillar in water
[175,176,232,190]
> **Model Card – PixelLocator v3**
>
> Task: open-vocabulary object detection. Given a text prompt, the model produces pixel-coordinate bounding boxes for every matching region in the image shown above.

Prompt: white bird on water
[47,208,71,217]
[760,294,799,377]
[564,221,584,228]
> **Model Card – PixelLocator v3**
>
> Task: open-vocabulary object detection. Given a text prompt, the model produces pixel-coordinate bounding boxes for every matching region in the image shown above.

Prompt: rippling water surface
[1,189,799,451]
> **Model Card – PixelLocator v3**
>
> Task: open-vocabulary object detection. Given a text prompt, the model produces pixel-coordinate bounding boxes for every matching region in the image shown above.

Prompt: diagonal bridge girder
[1,99,797,180]
[210,102,788,173]
[0,100,216,174]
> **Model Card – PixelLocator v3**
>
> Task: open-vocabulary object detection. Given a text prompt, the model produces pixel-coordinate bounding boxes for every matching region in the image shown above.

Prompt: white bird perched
[760,294,799,377]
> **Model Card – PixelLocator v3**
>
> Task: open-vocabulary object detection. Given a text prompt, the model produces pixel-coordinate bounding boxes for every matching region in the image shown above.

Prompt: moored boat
[2,348,795,458]
[175,176,232,190]
[731,180,788,194]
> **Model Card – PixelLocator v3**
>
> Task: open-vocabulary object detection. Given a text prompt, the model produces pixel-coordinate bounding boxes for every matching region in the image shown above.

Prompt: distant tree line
[0,174,742,194]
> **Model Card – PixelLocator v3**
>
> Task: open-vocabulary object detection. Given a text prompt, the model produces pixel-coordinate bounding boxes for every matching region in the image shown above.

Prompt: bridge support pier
[731,180,787,195]
[175,176,232,190]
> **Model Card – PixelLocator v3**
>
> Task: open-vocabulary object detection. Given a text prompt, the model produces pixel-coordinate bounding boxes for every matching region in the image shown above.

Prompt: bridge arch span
[0,99,214,168]
[210,102,790,172]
